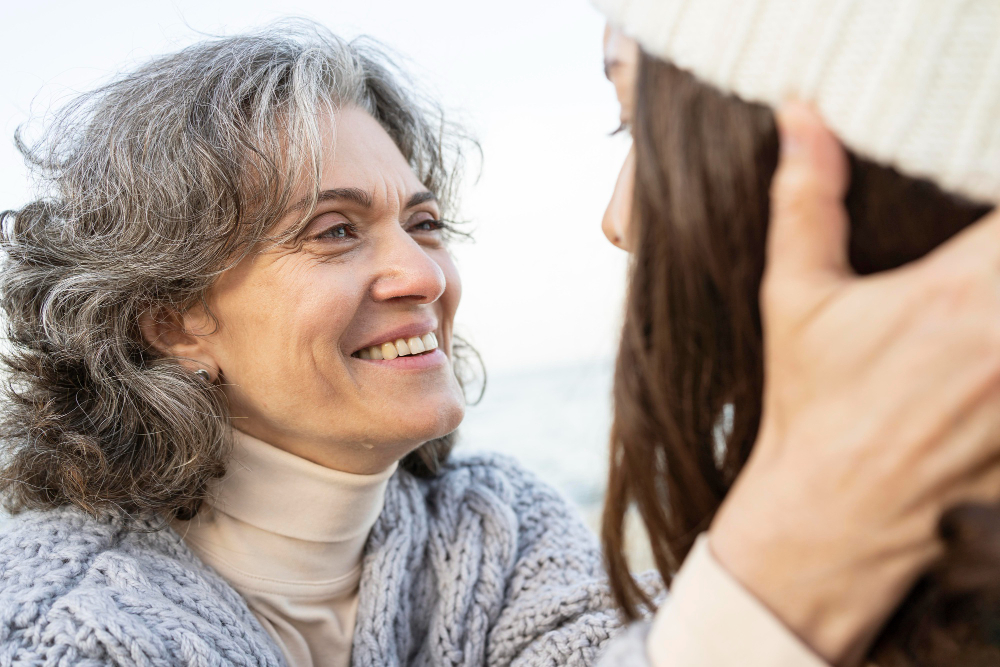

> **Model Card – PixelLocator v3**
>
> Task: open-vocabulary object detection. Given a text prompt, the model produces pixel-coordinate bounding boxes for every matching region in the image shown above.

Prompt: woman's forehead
[271,108,434,237]
[603,27,639,78]
[320,108,422,189]
[287,109,425,202]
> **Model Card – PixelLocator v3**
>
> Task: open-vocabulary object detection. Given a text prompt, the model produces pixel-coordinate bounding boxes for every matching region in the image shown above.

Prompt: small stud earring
[194,369,212,383]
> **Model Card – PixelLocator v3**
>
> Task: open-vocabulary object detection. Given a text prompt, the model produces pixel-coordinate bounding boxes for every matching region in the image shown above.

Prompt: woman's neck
[175,428,397,585]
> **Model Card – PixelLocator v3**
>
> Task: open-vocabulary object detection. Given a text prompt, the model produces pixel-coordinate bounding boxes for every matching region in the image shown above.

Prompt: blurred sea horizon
[459,359,614,510]
[460,358,654,570]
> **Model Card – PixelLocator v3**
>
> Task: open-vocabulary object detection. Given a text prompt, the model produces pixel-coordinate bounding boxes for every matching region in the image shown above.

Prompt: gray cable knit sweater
[0,454,657,666]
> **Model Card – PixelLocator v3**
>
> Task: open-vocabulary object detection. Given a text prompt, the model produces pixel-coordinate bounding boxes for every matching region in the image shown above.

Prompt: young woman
[0,25,636,666]
[595,1,1000,665]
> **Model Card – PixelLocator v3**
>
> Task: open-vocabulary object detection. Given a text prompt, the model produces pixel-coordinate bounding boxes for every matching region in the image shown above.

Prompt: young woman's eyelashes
[610,121,632,137]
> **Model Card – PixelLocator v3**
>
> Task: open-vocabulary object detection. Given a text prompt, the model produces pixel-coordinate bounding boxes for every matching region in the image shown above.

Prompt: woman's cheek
[434,250,462,352]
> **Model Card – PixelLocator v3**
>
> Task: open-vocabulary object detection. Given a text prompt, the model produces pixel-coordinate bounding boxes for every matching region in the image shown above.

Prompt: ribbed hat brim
[595,0,1000,205]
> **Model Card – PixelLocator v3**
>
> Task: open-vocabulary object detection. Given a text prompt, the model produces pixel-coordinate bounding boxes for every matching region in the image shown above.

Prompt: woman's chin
[401,395,466,443]
[229,378,466,469]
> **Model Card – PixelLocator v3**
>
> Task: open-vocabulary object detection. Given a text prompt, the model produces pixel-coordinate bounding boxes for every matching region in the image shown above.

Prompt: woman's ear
[138,305,220,378]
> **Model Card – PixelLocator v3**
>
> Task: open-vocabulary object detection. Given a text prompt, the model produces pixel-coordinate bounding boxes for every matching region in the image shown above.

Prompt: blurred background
[0,0,634,545]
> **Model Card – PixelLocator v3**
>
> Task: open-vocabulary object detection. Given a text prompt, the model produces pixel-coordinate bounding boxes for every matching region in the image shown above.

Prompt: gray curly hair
[0,20,471,520]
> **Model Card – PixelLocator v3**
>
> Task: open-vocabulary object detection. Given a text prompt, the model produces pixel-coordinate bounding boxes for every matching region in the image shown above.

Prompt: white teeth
[358,332,438,360]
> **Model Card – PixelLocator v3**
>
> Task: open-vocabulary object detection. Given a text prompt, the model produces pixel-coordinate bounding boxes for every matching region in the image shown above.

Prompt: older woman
[0,24,636,666]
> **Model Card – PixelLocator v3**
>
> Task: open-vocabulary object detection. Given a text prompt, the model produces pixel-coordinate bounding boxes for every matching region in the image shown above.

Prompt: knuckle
[769,178,811,222]
[918,264,1000,365]
[770,164,814,199]
[928,264,991,310]
[769,167,834,217]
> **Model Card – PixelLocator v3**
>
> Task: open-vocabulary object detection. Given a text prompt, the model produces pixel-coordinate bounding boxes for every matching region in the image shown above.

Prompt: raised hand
[710,103,1000,666]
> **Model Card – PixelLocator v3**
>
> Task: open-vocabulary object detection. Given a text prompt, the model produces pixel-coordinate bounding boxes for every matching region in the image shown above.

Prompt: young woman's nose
[603,145,636,251]
[369,228,447,304]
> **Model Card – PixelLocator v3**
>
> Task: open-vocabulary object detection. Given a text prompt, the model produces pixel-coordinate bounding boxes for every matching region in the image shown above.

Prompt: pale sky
[0,0,631,375]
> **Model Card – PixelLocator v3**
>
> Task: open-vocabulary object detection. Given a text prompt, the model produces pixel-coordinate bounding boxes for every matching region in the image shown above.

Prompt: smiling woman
[0,20,649,667]
[1,23,469,518]
[140,107,466,476]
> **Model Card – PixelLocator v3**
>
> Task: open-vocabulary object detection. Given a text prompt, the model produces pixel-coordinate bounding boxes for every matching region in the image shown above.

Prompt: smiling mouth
[353,333,439,361]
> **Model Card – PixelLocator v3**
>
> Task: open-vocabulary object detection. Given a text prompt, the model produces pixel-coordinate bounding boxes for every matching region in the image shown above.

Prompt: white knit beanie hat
[593,0,1000,205]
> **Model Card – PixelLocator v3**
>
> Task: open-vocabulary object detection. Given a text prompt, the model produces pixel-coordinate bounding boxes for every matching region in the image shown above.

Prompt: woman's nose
[369,229,447,304]
[603,145,636,251]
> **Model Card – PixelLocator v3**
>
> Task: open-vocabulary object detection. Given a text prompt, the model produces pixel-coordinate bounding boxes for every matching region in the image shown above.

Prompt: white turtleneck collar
[173,428,397,666]
[203,427,395,542]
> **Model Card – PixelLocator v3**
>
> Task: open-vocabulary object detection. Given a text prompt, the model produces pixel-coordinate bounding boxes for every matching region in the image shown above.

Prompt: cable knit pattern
[593,623,652,667]
[351,454,630,667]
[0,507,282,666]
[0,454,661,666]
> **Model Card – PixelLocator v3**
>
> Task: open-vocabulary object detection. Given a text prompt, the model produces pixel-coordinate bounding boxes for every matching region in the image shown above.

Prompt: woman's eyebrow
[604,58,621,81]
[289,188,434,213]
[406,191,437,209]
[289,187,375,213]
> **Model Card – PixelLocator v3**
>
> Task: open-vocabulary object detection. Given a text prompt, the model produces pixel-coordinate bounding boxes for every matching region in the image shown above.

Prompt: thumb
[766,102,852,284]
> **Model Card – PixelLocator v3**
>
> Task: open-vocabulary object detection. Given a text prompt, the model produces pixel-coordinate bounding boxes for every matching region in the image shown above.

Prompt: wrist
[707,531,885,665]
[709,464,937,665]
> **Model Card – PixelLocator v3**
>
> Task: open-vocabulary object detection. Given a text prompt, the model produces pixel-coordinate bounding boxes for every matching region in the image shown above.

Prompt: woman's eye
[411,219,446,233]
[316,222,355,240]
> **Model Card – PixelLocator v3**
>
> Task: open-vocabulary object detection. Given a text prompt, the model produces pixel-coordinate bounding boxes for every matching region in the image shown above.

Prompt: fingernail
[777,99,809,158]
[779,125,802,157]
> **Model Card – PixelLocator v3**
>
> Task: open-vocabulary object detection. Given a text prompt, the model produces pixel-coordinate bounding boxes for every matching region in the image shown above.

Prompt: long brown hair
[602,53,1000,664]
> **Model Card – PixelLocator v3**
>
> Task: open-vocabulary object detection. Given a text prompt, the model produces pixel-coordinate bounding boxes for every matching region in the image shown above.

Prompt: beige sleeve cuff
[646,534,829,667]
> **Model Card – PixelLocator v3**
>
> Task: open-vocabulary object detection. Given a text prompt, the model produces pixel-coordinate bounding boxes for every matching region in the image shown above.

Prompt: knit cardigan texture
[0,454,658,666]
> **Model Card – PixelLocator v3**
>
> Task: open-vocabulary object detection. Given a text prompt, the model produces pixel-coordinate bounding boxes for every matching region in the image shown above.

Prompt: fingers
[766,102,852,285]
